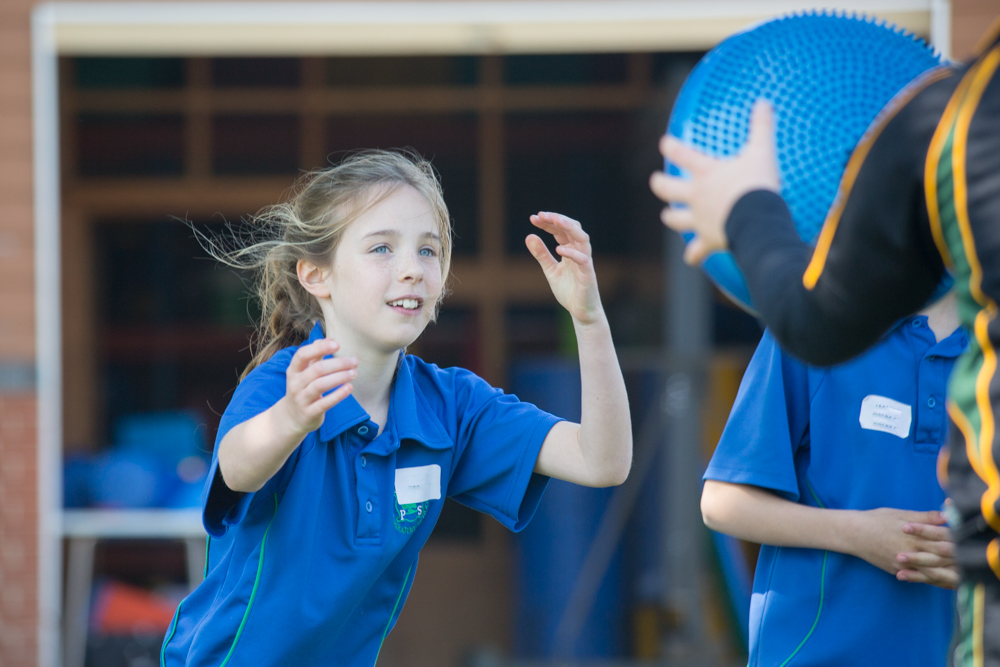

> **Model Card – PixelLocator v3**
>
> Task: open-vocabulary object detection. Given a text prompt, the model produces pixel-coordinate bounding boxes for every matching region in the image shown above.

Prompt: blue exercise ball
[667,11,942,312]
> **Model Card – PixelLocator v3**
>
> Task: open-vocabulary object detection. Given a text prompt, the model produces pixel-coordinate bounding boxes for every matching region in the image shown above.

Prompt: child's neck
[329,331,398,436]
[920,290,960,343]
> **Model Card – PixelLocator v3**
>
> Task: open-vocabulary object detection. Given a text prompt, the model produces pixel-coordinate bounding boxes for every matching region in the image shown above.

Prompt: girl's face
[319,184,444,355]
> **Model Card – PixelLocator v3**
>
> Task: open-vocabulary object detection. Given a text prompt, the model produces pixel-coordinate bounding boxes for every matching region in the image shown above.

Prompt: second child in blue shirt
[703,292,965,667]
[161,151,632,666]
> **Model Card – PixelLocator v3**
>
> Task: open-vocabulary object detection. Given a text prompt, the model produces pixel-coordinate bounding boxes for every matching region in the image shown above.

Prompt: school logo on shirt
[393,495,428,534]
[392,465,441,534]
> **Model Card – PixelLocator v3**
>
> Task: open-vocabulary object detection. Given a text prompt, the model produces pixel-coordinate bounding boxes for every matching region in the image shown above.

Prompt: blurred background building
[1,1,997,666]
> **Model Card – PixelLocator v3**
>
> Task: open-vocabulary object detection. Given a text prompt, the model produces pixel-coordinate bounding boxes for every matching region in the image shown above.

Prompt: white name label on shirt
[859,395,912,439]
[395,464,442,505]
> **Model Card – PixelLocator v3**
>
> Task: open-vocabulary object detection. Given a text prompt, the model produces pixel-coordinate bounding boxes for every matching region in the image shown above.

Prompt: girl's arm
[701,479,958,589]
[526,212,633,488]
[218,339,357,492]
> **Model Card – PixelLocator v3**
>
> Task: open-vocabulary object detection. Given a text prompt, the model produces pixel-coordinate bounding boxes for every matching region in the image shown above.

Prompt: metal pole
[661,232,712,664]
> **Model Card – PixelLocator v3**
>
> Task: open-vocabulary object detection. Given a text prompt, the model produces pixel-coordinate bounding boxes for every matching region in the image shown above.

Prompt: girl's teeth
[391,299,419,309]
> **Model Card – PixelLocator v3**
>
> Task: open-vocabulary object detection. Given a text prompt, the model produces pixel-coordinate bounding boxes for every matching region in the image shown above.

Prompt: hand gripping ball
[667,11,943,312]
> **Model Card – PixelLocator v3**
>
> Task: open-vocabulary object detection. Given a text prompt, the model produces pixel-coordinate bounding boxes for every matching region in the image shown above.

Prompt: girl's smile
[386,296,424,314]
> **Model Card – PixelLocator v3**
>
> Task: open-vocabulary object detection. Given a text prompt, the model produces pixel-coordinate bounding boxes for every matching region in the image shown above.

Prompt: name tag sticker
[859,395,912,439]
[394,465,442,505]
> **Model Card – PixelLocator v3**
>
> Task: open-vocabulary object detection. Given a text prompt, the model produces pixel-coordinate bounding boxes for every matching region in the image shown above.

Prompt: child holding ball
[160,151,632,666]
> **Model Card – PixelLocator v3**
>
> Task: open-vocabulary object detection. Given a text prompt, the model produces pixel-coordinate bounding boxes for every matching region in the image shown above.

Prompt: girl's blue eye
[372,245,390,254]
[419,247,438,257]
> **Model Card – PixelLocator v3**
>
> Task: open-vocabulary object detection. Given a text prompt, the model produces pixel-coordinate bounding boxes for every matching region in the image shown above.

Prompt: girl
[161,150,632,666]
[701,292,963,667]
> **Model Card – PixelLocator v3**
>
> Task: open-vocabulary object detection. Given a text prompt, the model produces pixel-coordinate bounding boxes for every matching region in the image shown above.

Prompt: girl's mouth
[387,298,422,311]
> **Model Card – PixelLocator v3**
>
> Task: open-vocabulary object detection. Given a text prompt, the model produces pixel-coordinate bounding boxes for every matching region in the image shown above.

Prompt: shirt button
[358,425,369,436]
[361,455,367,468]
[366,500,373,513]
[911,319,922,327]
[927,397,937,408]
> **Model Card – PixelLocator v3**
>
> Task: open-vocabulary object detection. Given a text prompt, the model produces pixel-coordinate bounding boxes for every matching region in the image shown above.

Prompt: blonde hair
[201,150,453,380]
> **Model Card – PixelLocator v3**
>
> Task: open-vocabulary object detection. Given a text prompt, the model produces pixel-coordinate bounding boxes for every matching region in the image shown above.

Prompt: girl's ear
[297,259,331,298]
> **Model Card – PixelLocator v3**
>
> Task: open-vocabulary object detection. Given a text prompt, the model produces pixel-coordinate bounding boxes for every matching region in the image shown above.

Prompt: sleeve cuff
[725,189,793,257]
[702,463,800,503]
[502,414,564,532]
[202,462,252,538]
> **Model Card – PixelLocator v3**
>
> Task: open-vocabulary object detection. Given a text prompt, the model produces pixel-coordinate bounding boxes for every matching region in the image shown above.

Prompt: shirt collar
[307,321,451,450]
[891,316,968,359]
[927,325,969,359]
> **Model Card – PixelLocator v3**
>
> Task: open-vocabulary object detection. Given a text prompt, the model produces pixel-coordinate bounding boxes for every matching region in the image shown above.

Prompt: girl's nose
[398,251,424,283]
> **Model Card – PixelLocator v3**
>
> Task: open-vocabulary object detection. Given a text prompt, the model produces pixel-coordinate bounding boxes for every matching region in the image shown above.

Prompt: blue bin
[510,358,624,658]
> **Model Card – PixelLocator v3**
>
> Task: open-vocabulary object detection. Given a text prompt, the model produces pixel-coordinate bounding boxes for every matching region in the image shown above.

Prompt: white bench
[62,509,206,667]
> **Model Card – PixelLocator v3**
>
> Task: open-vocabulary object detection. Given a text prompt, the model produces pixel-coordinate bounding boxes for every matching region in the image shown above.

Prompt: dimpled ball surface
[667,12,941,312]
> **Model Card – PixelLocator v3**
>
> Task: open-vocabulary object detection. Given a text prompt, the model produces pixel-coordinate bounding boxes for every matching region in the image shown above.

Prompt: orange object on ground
[91,580,177,635]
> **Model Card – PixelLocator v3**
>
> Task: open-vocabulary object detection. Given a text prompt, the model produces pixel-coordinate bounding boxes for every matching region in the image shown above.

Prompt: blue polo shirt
[161,322,561,667]
[705,318,966,667]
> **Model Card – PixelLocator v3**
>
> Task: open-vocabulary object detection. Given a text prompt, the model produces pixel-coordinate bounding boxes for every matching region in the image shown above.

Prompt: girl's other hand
[844,508,954,586]
[281,339,357,435]
[895,519,958,589]
[526,212,603,326]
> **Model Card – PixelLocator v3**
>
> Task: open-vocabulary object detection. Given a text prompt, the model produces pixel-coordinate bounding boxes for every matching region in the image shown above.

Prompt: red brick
[0,395,36,666]
[0,113,31,151]
[0,158,32,194]
[0,70,30,104]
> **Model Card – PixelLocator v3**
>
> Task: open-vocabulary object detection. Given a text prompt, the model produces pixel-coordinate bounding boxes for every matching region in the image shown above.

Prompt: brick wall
[0,395,38,667]
[1,0,39,664]
[953,0,1000,59]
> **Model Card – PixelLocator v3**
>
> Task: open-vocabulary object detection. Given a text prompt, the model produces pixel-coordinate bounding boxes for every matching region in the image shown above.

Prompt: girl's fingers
[897,566,959,589]
[313,384,354,414]
[288,339,340,374]
[649,171,694,206]
[896,551,953,568]
[295,356,358,386]
[535,212,591,247]
[902,522,952,541]
[661,206,694,230]
[530,215,572,245]
[555,245,591,266]
[525,234,559,273]
[914,538,955,559]
[303,369,358,403]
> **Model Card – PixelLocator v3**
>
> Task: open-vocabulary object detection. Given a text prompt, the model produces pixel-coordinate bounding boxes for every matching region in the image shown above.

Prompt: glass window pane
[651,51,705,85]
[95,219,255,440]
[506,305,562,358]
[76,114,185,176]
[212,114,301,175]
[503,53,628,85]
[212,58,301,87]
[326,56,478,87]
[325,114,479,254]
[74,57,185,89]
[506,112,640,256]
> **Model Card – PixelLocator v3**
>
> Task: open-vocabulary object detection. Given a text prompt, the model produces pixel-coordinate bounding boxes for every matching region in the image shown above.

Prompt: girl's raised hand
[280,339,357,435]
[526,212,603,325]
